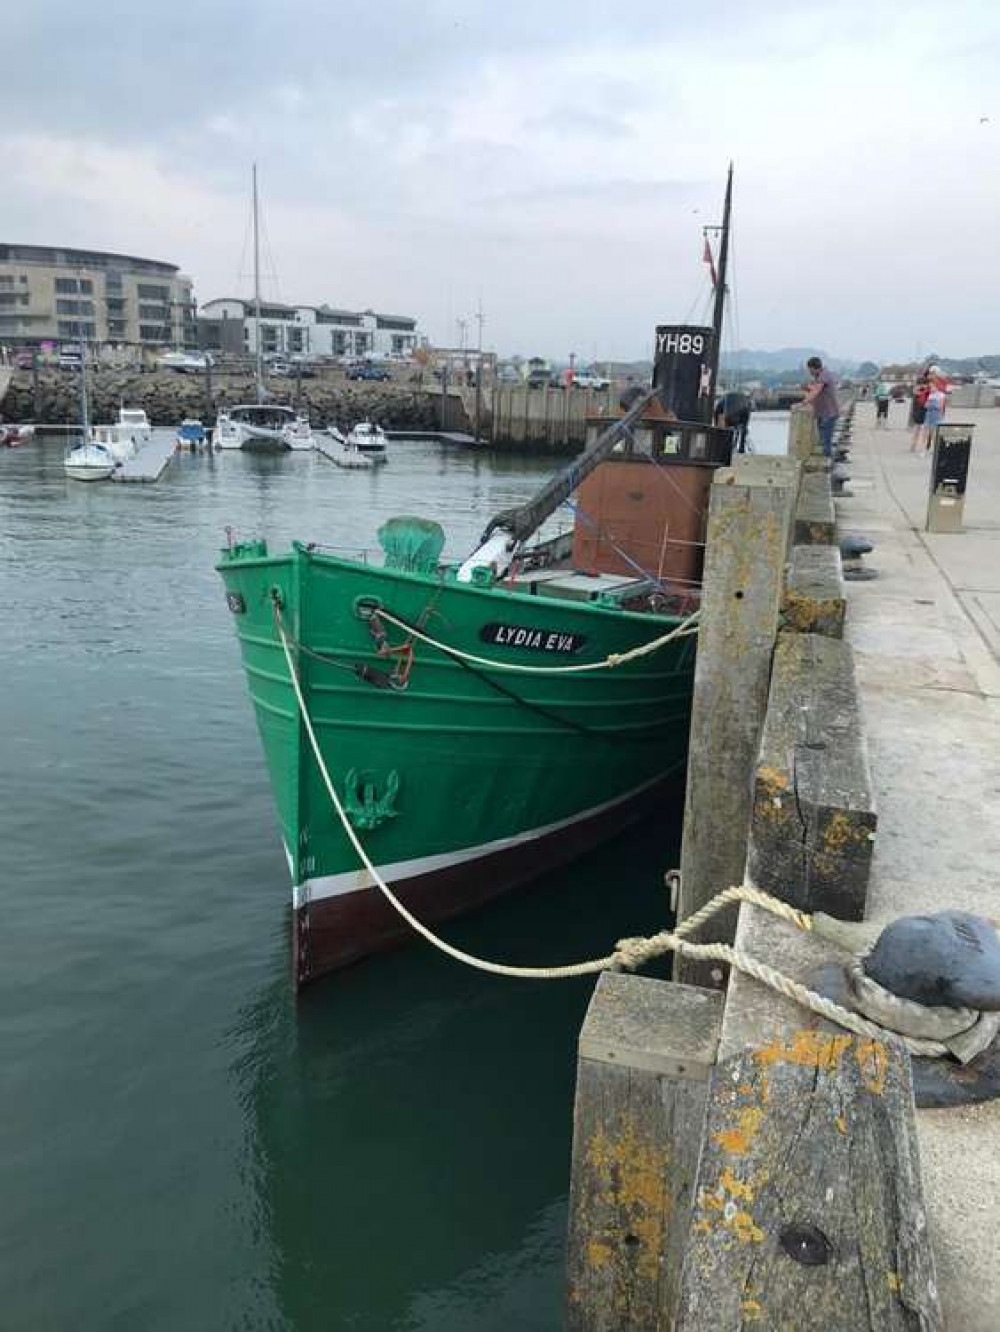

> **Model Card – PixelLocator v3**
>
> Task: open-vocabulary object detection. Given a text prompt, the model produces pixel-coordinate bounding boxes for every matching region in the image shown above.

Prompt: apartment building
[0,244,196,348]
[198,298,420,359]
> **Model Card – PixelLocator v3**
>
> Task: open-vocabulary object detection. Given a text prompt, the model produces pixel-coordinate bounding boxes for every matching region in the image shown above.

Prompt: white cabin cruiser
[118,407,151,440]
[347,421,387,456]
[212,404,315,452]
[321,427,373,469]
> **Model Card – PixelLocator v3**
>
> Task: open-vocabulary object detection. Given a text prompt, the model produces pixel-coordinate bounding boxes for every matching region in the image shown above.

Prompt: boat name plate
[479,622,587,654]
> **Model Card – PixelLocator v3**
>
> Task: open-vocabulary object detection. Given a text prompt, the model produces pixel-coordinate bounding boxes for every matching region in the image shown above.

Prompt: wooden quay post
[676,464,796,987]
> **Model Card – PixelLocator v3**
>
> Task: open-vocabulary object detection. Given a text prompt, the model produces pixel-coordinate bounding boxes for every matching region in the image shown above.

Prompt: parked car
[572,370,611,390]
[13,350,36,370]
[58,345,84,370]
[268,361,291,377]
[347,364,392,382]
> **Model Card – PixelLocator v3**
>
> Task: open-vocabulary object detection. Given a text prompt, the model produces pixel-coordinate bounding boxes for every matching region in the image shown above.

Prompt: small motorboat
[320,428,374,469]
[347,421,387,457]
[118,406,152,440]
[1,424,32,447]
[64,440,116,482]
[176,418,207,450]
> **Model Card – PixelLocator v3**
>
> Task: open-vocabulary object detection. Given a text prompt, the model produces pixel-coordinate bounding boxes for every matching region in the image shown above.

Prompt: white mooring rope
[274,606,953,1058]
[375,607,700,675]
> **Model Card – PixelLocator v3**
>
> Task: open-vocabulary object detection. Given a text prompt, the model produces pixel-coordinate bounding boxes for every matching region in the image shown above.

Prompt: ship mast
[253,162,263,404]
[79,340,89,439]
[705,163,733,418]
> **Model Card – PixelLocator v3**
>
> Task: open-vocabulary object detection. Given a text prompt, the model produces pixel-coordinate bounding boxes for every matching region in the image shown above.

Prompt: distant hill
[722,348,858,374]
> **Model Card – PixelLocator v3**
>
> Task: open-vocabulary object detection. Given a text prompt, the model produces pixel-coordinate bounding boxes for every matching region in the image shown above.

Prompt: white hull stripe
[292,770,673,908]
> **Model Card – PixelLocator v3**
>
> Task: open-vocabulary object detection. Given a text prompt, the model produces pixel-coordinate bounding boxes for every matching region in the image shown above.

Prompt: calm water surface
[0,428,731,1331]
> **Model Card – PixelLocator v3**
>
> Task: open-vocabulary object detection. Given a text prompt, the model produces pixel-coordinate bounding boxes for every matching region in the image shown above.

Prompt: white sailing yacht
[64,346,116,482]
[212,164,315,454]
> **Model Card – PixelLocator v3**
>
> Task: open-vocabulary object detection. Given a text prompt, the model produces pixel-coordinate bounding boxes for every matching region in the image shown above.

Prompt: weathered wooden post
[673,905,941,1331]
[566,974,724,1331]
[676,467,794,987]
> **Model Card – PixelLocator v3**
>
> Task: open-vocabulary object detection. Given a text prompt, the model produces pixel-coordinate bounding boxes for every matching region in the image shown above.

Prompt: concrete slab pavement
[840,401,1000,1331]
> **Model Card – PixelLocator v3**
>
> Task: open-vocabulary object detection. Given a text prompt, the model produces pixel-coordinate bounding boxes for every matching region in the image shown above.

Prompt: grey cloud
[521,107,635,140]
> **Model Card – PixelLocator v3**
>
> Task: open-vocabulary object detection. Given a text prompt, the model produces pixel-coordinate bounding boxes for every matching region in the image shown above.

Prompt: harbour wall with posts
[565,399,1000,1329]
[463,383,616,453]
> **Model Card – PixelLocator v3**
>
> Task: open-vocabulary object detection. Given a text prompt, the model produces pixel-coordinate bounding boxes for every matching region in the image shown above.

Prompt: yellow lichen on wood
[756,765,791,802]
[887,1272,901,1294]
[583,1120,669,1281]
[713,1105,765,1156]
[835,1113,848,1134]
[753,1030,852,1072]
[731,1209,765,1245]
[855,1038,889,1095]
[587,1239,614,1269]
[719,1167,754,1202]
[740,1296,764,1320]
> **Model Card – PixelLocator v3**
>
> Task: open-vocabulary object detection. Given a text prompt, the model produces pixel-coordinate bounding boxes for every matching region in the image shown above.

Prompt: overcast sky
[4,1,999,362]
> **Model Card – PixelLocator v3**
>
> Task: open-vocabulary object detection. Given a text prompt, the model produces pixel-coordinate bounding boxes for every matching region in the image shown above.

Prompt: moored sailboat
[64,346,116,482]
[218,170,739,987]
[210,165,315,455]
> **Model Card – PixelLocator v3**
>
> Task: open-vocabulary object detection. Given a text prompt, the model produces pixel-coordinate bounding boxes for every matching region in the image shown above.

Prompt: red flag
[703,237,718,288]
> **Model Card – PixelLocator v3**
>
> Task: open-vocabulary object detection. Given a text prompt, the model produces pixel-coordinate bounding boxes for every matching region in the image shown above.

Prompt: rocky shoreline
[0,368,445,433]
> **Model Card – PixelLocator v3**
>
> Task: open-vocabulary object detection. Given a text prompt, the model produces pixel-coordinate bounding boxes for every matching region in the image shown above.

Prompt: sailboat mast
[253,162,263,404]
[705,163,733,417]
[79,340,89,438]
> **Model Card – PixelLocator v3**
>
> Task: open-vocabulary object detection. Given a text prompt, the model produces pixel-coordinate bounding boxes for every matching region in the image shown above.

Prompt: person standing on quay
[803,356,839,456]
[874,376,891,428]
[909,370,931,453]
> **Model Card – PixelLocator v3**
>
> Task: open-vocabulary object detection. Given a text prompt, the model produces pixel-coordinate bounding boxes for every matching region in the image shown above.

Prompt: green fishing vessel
[219,174,739,985]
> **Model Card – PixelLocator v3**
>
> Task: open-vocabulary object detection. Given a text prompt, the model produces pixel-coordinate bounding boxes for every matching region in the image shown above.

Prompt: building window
[56,299,96,316]
[106,298,126,313]
[57,320,96,339]
[139,324,170,343]
[0,276,13,288]
[55,278,79,294]
[137,283,169,300]
[108,321,127,338]
[106,270,123,292]
[79,279,93,294]
[139,303,169,320]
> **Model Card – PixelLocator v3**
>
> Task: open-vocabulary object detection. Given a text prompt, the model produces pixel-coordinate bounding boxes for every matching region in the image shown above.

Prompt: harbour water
[0,415,786,1330]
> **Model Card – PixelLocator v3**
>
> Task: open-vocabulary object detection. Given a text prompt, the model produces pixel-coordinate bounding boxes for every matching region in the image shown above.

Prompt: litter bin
[926,422,974,534]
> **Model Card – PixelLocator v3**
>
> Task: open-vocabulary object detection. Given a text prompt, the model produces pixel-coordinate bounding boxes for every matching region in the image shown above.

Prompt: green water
[0,436,683,1331]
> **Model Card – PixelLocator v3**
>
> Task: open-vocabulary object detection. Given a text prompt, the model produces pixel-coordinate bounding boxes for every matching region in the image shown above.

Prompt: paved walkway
[842,402,1000,1331]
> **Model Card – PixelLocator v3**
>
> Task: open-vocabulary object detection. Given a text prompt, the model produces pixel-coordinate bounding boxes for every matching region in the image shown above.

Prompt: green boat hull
[218,542,696,984]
